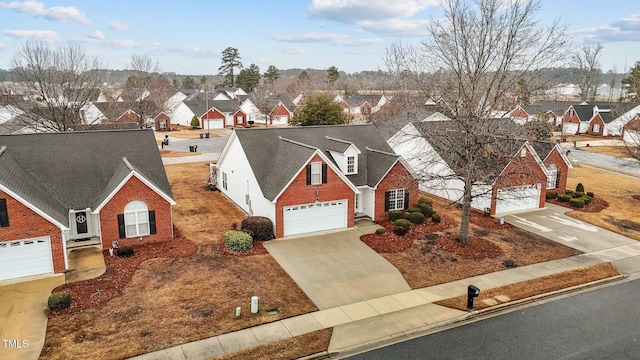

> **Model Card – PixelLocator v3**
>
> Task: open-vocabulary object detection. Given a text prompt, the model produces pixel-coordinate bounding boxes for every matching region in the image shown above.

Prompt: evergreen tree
[236,64,261,92]
[263,65,280,86]
[291,93,345,126]
[218,47,243,87]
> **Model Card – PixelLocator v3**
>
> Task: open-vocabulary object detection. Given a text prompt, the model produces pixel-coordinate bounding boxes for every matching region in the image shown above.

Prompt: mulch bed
[547,196,609,213]
[49,236,198,318]
[221,241,269,256]
[361,214,456,253]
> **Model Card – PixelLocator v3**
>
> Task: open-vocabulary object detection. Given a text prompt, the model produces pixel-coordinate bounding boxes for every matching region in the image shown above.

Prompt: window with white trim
[311,162,322,185]
[124,200,150,237]
[236,116,244,124]
[547,164,558,189]
[347,156,355,174]
[387,189,405,211]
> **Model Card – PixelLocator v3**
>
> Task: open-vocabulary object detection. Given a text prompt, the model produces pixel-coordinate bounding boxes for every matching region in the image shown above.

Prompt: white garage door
[204,119,224,129]
[495,184,541,215]
[562,123,579,135]
[623,130,640,144]
[0,237,53,281]
[272,116,288,125]
[283,200,347,237]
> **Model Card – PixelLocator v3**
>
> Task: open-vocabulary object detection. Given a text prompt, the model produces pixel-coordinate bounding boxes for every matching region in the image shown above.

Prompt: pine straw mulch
[546,196,609,213]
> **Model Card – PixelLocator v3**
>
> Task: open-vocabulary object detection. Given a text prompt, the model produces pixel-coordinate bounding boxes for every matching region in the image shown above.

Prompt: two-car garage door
[0,237,53,281]
[283,201,347,237]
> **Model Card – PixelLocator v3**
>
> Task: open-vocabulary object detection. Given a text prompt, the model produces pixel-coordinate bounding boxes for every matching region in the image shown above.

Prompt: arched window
[124,200,149,237]
[547,164,558,189]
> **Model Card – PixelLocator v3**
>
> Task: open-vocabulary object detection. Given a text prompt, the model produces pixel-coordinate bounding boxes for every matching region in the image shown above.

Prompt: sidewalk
[128,239,640,360]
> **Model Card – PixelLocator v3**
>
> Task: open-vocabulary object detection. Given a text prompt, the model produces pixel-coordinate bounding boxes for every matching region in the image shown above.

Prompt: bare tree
[9,41,104,131]
[571,43,603,101]
[389,0,570,243]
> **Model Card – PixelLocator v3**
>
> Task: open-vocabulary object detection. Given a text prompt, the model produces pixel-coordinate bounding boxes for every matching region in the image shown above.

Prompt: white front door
[495,184,541,215]
[0,237,53,281]
[283,200,347,237]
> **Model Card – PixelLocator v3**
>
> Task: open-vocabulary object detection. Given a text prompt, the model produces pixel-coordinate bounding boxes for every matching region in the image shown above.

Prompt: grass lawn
[563,166,640,241]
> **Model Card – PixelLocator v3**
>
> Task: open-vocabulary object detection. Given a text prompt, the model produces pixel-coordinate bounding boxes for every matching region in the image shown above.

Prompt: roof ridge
[278,136,317,150]
[325,135,353,144]
[365,147,398,157]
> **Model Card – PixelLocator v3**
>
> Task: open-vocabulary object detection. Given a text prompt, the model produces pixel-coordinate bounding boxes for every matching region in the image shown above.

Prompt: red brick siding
[0,190,65,273]
[544,149,569,192]
[510,107,529,122]
[361,103,372,115]
[490,148,548,215]
[374,161,419,222]
[269,104,290,124]
[623,116,640,134]
[155,113,171,130]
[116,110,139,123]
[562,107,580,132]
[203,108,226,127]
[233,110,247,127]
[275,154,355,238]
[99,176,173,249]
[590,115,604,135]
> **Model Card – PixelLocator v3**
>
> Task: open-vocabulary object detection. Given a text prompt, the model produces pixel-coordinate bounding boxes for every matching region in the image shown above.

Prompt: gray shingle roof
[233,124,399,201]
[0,130,173,227]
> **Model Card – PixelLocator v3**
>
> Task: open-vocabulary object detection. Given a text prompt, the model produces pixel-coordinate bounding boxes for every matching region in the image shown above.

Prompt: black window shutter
[322,163,328,183]
[306,165,311,185]
[404,191,410,210]
[149,210,156,234]
[384,191,390,212]
[555,171,561,189]
[117,214,126,238]
[0,198,9,227]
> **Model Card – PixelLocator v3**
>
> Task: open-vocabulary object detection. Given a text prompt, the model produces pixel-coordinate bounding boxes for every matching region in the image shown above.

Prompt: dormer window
[347,156,355,174]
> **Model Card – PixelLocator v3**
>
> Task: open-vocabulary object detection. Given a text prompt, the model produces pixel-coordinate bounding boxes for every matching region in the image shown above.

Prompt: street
[344,279,640,360]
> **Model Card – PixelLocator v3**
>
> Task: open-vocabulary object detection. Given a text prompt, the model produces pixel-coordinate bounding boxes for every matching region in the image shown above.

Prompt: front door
[75,212,88,234]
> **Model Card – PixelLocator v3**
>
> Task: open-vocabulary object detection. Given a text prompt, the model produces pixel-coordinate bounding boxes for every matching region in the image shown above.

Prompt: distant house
[171,91,248,128]
[622,114,640,143]
[604,104,640,136]
[215,124,418,238]
[561,102,611,135]
[334,94,389,118]
[0,130,175,281]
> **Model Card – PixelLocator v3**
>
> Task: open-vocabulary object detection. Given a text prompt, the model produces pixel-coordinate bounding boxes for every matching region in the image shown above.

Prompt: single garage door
[283,200,347,237]
[562,123,579,135]
[272,116,289,125]
[204,119,224,129]
[495,184,541,215]
[623,130,640,144]
[0,237,53,281]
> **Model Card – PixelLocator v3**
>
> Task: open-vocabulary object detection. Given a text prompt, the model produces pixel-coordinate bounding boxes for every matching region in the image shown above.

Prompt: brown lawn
[576,145,632,158]
[214,329,333,360]
[159,149,201,157]
[41,163,318,360]
[563,166,640,241]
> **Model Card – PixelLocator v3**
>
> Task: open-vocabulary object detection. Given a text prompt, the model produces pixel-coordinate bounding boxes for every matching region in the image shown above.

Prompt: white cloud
[108,20,130,31]
[0,0,91,25]
[88,30,104,40]
[359,18,431,36]
[574,14,640,43]
[271,32,348,43]
[3,29,59,40]
[338,38,384,47]
[308,0,439,24]
[279,46,304,55]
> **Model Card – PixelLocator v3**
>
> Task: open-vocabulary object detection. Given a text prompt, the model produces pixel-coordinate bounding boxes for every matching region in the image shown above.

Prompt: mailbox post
[467,285,480,310]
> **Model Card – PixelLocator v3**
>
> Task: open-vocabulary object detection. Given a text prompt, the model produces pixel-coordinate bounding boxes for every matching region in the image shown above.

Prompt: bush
[394,218,411,230]
[116,245,134,258]
[416,203,435,217]
[388,210,404,221]
[431,213,442,223]
[569,198,585,208]
[418,196,433,206]
[407,207,422,214]
[576,183,585,193]
[240,216,274,241]
[546,191,558,199]
[375,227,386,235]
[580,195,592,205]
[575,191,585,197]
[557,194,572,202]
[587,191,595,198]
[404,211,425,224]
[393,226,408,236]
[48,292,71,311]
[224,230,253,252]
[190,115,200,128]
[565,189,576,197]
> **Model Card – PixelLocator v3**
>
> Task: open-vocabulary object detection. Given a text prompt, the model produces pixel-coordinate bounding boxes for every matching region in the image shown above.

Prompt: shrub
[576,183,585,193]
[407,207,422,214]
[48,292,71,311]
[557,194,572,202]
[375,227,386,235]
[418,196,433,206]
[431,213,442,223]
[565,189,576,197]
[394,218,411,230]
[393,226,408,236]
[569,198,585,208]
[240,216,274,241]
[580,195,592,205]
[503,259,517,269]
[575,191,585,197]
[546,191,558,200]
[224,230,253,252]
[190,115,200,128]
[116,245,134,258]
[587,191,595,198]
[388,210,404,221]
[404,211,425,224]
[416,203,435,217]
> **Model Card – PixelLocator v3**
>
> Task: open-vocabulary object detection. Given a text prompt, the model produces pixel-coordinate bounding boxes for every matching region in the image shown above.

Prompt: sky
[0,0,639,75]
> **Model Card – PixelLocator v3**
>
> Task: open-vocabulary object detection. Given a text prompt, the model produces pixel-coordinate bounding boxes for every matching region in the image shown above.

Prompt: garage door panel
[496,184,541,215]
[284,201,347,237]
[0,237,53,281]
[624,130,640,144]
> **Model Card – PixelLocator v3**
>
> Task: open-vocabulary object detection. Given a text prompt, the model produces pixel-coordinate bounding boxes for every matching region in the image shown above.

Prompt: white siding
[171,103,197,127]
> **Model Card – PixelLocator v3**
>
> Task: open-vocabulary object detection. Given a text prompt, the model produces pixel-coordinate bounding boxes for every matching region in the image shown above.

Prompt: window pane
[311,162,322,185]
[138,223,149,236]
[125,224,137,237]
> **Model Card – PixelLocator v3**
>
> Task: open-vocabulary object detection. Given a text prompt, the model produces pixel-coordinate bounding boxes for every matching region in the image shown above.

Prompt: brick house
[388,120,572,215]
[0,130,175,281]
[215,124,418,238]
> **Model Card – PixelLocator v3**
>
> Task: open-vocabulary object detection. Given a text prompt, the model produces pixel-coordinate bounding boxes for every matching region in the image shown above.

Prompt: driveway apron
[504,203,636,253]
[264,229,411,309]
[0,274,65,360]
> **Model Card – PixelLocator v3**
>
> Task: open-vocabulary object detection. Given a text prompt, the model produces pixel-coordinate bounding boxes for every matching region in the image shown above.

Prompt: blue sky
[0,0,639,75]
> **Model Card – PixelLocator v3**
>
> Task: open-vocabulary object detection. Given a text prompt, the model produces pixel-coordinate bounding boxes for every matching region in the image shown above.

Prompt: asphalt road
[345,279,640,360]
[567,148,640,176]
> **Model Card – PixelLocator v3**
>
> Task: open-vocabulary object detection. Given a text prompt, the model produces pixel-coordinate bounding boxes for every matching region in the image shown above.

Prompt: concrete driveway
[264,227,411,309]
[0,274,65,360]
[504,203,636,253]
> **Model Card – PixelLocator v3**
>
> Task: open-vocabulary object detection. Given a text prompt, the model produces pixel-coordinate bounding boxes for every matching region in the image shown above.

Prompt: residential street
[344,278,640,360]
[566,148,640,176]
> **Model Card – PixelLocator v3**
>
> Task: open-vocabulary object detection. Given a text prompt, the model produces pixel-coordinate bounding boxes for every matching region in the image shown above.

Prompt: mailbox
[467,285,480,310]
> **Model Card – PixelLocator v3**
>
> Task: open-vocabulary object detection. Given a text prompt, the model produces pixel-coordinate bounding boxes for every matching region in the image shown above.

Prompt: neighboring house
[215,124,418,238]
[154,111,171,131]
[172,91,248,128]
[0,130,175,281]
[165,89,199,120]
[604,104,640,136]
[622,114,640,143]
[265,93,297,125]
[388,120,571,215]
[334,94,389,118]
[561,102,612,135]
[371,107,438,141]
